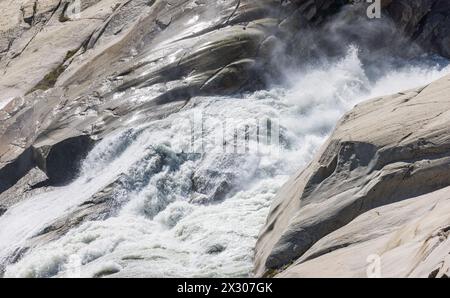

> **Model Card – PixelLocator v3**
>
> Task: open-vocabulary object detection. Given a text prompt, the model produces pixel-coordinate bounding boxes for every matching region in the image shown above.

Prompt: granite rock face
[0,0,281,196]
[255,74,450,278]
[1,0,449,199]
[386,0,450,58]
[0,0,450,277]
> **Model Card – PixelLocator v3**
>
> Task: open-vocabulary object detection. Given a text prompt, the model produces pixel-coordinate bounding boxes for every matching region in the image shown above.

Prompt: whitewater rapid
[1,47,449,277]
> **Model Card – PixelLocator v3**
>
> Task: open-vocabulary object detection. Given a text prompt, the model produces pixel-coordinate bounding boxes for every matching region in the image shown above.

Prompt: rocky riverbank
[1,0,450,277]
[255,73,450,278]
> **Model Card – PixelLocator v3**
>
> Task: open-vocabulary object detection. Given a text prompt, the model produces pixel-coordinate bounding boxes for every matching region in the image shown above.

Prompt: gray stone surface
[255,74,450,278]
[0,0,450,277]
[1,0,449,203]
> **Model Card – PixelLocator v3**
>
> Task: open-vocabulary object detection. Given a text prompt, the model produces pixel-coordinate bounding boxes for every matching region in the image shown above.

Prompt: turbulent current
[1,47,449,277]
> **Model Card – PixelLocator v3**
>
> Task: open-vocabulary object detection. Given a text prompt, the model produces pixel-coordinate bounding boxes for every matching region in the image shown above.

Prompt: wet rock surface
[1,0,449,202]
[0,0,450,277]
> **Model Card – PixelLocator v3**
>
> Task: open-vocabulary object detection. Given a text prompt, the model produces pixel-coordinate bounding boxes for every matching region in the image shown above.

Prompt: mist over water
[1,45,449,277]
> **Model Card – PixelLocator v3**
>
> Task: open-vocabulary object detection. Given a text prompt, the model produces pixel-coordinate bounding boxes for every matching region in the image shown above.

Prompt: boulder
[277,185,450,278]
[255,74,450,278]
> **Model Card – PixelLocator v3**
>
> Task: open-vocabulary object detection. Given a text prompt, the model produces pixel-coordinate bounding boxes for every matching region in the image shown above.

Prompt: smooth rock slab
[255,74,450,277]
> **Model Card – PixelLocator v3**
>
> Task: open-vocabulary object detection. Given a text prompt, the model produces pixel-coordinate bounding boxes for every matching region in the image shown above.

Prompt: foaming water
[2,48,449,277]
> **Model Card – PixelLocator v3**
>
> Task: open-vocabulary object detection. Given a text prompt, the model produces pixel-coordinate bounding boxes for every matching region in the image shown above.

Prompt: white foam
[2,47,449,277]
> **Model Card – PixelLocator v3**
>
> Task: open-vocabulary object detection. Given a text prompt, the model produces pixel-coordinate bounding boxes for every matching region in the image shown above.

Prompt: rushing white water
[1,47,449,277]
